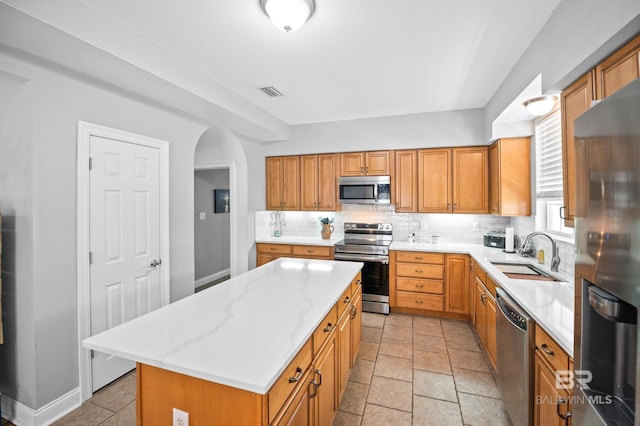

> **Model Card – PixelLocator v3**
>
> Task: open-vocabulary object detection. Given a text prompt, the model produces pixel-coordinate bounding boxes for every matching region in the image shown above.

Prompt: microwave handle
[373,183,378,200]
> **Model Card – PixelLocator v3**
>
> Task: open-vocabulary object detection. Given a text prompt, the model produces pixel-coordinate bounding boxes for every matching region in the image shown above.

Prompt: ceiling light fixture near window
[259,86,284,97]
[260,0,316,32]
[523,95,558,116]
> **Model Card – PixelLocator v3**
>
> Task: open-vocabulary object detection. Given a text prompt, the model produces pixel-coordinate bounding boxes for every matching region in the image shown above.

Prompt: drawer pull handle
[415,256,423,260]
[415,300,423,304]
[309,380,318,398]
[556,397,572,422]
[416,284,424,288]
[289,367,303,383]
[541,343,555,356]
[270,247,277,251]
[323,323,333,332]
[307,250,314,253]
[415,269,423,273]
[343,296,351,303]
[350,305,357,319]
[356,280,362,285]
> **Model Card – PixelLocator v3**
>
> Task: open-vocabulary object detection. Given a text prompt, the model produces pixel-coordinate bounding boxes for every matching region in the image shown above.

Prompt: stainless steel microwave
[339,176,391,204]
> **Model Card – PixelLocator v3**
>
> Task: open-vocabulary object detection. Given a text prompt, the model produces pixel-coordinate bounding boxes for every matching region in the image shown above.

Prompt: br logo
[556,370,593,390]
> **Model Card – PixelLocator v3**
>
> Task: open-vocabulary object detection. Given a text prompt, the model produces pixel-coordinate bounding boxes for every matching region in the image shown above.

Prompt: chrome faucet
[520,232,561,272]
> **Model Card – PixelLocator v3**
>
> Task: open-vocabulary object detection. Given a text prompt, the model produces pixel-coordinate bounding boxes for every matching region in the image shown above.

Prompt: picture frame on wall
[214,189,230,213]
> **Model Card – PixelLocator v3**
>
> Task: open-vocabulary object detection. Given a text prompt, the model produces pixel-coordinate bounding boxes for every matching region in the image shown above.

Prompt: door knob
[149,259,162,267]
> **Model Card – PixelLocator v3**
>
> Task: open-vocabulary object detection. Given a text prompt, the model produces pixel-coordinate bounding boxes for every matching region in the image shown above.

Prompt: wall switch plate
[173,408,189,426]
[199,211,206,220]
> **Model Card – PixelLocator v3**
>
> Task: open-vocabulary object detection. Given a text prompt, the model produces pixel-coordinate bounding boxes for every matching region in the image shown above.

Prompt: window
[534,109,573,236]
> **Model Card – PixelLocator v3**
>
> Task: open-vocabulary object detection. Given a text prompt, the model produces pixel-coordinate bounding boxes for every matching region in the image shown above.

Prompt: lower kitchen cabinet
[472,265,498,372]
[445,254,470,314]
[256,243,334,266]
[313,333,338,426]
[273,368,314,426]
[533,324,572,426]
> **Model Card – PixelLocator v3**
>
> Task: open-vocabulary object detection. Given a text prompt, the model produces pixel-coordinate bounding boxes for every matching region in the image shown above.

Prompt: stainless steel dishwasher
[496,288,535,426]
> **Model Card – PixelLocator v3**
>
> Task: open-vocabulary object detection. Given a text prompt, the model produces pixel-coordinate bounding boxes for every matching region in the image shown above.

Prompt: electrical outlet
[173,408,189,426]
[199,211,206,220]
[472,222,480,231]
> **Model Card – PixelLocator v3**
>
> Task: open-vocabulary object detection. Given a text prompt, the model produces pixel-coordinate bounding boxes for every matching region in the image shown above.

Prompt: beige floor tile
[378,337,413,359]
[441,319,474,337]
[333,410,362,426]
[413,350,452,375]
[444,332,481,352]
[100,401,136,426]
[89,374,137,412]
[381,324,413,342]
[339,381,370,415]
[51,403,114,426]
[458,392,512,426]
[413,320,444,337]
[452,367,502,398]
[350,358,375,384]
[413,334,447,354]
[413,395,464,426]
[384,313,413,328]
[366,376,412,412]
[357,341,379,361]
[361,404,412,426]
[413,370,458,403]
[362,326,383,343]
[362,312,386,329]
[448,348,490,373]
[373,354,413,382]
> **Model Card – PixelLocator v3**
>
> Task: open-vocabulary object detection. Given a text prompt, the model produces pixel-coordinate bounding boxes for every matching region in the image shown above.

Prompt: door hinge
[89,157,93,170]
[89,251,93,264]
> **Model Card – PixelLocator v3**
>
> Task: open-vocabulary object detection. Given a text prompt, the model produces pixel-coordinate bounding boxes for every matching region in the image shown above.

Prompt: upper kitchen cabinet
[561,71,595,227]
[394,150,418,213]
[418,147,488,214]
[340,151,391,176]
[489,137,531,216]
[300,154,338,211]
[595,34,640,100]
[266,156,301,210]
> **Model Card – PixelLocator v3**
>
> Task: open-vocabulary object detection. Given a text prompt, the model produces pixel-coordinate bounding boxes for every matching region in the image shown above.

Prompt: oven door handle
[334,253,389,264]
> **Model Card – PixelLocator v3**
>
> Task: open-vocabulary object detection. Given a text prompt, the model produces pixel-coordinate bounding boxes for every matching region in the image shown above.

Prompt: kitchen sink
[490,261,561,282]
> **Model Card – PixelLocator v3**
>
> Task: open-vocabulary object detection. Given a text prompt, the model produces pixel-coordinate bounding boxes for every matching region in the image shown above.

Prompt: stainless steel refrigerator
[574,77,640,426]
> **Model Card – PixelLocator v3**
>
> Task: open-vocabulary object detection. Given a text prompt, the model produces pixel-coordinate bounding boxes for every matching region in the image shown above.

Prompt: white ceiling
[8,0,563,126]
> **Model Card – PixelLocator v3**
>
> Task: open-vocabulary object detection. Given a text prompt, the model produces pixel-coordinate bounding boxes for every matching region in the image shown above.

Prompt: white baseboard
[2,387,82,426]
[195,268,230,288]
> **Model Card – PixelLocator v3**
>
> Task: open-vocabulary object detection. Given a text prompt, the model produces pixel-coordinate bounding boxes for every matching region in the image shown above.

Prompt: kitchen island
[83,258,363,425]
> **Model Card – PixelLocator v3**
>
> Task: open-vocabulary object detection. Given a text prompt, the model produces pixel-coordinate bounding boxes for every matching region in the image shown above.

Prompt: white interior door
[89,135,163,391]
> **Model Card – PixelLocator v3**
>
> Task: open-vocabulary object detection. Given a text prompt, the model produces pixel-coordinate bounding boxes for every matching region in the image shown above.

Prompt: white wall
[0,48,208,412]
[194,169,230,282]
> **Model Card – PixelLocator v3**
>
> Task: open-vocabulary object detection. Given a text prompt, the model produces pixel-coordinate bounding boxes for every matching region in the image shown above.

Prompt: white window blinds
[535,109,563,198]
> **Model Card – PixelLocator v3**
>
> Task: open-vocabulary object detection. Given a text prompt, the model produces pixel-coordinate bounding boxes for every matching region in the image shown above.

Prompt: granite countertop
[390,241,574,356]
[83,258,363,394]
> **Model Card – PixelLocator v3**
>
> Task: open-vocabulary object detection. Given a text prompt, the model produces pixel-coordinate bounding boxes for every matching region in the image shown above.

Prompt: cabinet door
[474,278,487,345]
[350,287,362,367]
[486,293,497,371]
[494,137,531,217]
[365,151,391,175]
[395,150,417,212]
[340,152,365,176]
[489,142,500,214]
[300,155,319,210]
[418,148,451,212]
[453,147,488,213]
[317,154,337,211]
[534,351,571,426]
[266,157,284,210]
[282,156,301,210]
[595,34,640,99]
[562,71,595,227]
[314,335,338,426]
[445,255,469,315]
[273,369,313,426]
[337,311,351,401]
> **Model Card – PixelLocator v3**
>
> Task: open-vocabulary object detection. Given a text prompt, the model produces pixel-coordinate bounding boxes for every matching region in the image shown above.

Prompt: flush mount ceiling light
[260,0,316,32]
[523,95,558,116]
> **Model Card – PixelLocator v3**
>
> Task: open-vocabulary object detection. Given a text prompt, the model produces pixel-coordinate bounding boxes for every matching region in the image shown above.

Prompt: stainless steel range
[334,222,392,314]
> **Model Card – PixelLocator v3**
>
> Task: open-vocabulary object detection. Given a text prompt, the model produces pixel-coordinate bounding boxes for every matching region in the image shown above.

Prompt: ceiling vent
[259,86,284,97]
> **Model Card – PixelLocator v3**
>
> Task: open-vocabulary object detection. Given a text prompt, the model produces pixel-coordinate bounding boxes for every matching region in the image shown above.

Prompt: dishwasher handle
[496,288,529,332]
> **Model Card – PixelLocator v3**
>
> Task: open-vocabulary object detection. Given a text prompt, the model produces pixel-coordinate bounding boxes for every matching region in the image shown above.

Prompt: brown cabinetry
[256,243,334,266]
[488,137,531,216]
[472,264,497,371]
[417,147,488,213]
[533,324,572,426]
[595,34,640,100]
[394,150,418,213]
[300,154,338,211]
[266,156,301,210]
[445,254,470,315]
[340,151,391,176]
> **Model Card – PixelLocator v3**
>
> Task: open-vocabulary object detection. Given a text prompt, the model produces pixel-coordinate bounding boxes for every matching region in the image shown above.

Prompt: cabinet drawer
[337,286,353,319]
[535,324,569,373]
[351,272,362,295]
[396,263,444,280]
[396,291,444,311]
[475,265,487,283]
[395,251,444,264]
[485,275,498,298]
[268,339,312,423]
[258,244,292,255]
[396,278,443,294]
[291,245,331,257]
[313,305,338,355]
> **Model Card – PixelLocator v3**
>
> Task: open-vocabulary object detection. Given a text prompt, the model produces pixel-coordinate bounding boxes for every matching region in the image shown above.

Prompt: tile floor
[2,312,512,426]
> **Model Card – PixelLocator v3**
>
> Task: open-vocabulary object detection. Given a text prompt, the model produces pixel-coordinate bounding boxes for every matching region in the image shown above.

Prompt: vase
[321,224,334,240]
